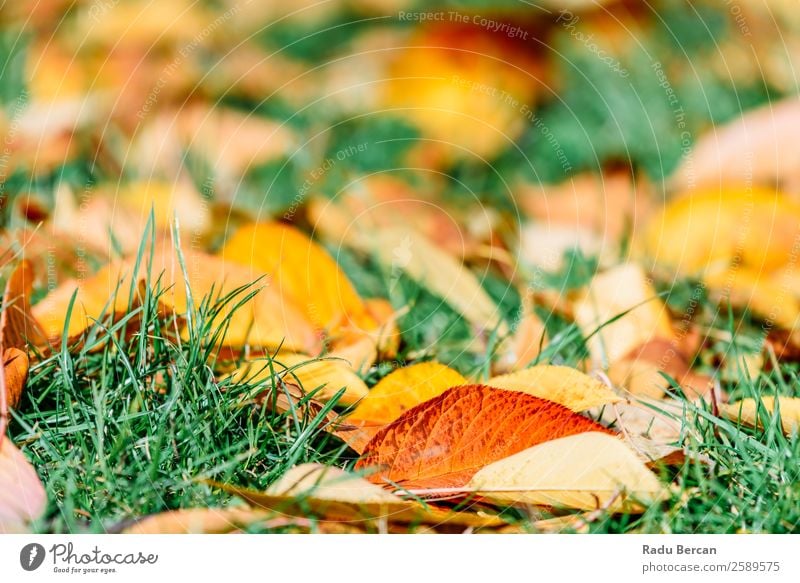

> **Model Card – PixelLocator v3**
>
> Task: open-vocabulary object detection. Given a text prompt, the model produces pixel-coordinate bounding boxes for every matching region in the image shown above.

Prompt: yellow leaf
[720,397,800,435]
[486,365,622,412]
[575,263,675,367]
[221,222,375,335]
[348,362,466,425]
[704,267,800,332]
[32,246,321,354]
[467,432,665,512]
[230,354,368,406]
[360,228,506,336]
[642,186,800,276]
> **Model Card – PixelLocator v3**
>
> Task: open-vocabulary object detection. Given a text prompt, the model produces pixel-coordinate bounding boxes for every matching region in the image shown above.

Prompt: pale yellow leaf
[361,228,507,336]
[123,507,273,534]
[575,263,675,367]
[467,432,665,512]
[486,365,622,412]
[720,397,800,435]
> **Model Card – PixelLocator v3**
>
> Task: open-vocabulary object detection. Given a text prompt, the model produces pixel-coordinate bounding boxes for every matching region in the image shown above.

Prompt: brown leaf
[356,385,611,490]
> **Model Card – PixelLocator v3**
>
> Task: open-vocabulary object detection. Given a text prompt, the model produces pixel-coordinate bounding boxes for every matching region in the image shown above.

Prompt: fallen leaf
[486,365,622,412]
[52,180,211,257]
[466,432,665,512]
[359,228,507,337]
[720,396,800,435]
[230,354,368,406]
[2,349,29,410]
[221,221,375,335]
[216,463,507,531]
[669,98,800,193]
[356,385,610,489]
[0,260,47,352]
[575,263,675,367]
[32,246,321,354]
[642,186,800,277]
[382,24,540,162]
[494,310,548,372]
[608,339,713,399]
[348,362,466,425]
[123,507,273,534]
[0,436,47,533]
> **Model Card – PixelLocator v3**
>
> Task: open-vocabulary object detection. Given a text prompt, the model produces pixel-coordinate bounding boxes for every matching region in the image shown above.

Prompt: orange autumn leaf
[2,349,29,410]
[32,246,321,354]
[356,385,610,490]
[221,222,375,335]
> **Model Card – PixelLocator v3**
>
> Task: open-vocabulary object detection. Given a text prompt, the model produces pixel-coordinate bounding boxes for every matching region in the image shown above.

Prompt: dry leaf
[221,222,375,335]
[230,354,368,406]
[32,246,321,354]
[0,260,46,352]
[466,432,665,512]
[382,24,539,161]
[356,385,610,490]
[486,365,622,412]
[494,311,548,372]
[123,507,273,534]
[52,180,211,257]
[669,98,800,193]
[608,339,713,399]
[348,362,466,425]
[0,437,47,533]
[642,186,800,277]
[358,228,506,337]
[720,397,800,435]
[338,362,467,452]
[2,349,29,410]
[575,263,675,367]
[217,463,507,531]
[327,298,400,373]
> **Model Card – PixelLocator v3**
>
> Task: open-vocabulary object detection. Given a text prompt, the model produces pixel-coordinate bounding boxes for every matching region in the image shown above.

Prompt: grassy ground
[8,237,800,534]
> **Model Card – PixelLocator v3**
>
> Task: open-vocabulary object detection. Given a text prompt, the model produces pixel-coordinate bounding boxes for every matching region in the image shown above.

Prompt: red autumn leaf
[356,385,611,490]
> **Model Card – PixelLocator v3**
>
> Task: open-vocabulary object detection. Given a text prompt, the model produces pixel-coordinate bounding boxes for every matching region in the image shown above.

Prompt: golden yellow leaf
[575,263,675,367]
[467,432,665,512]
[221,222,375,335]
[0,437,46,533]
[32,246,321,354]
[720,397,800,435]
[230,354,368,406]
[704,267,800,332]
[486,365,622,412]
[642,186,800,276]
[382,24,538,161]
[347,362,466,425]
